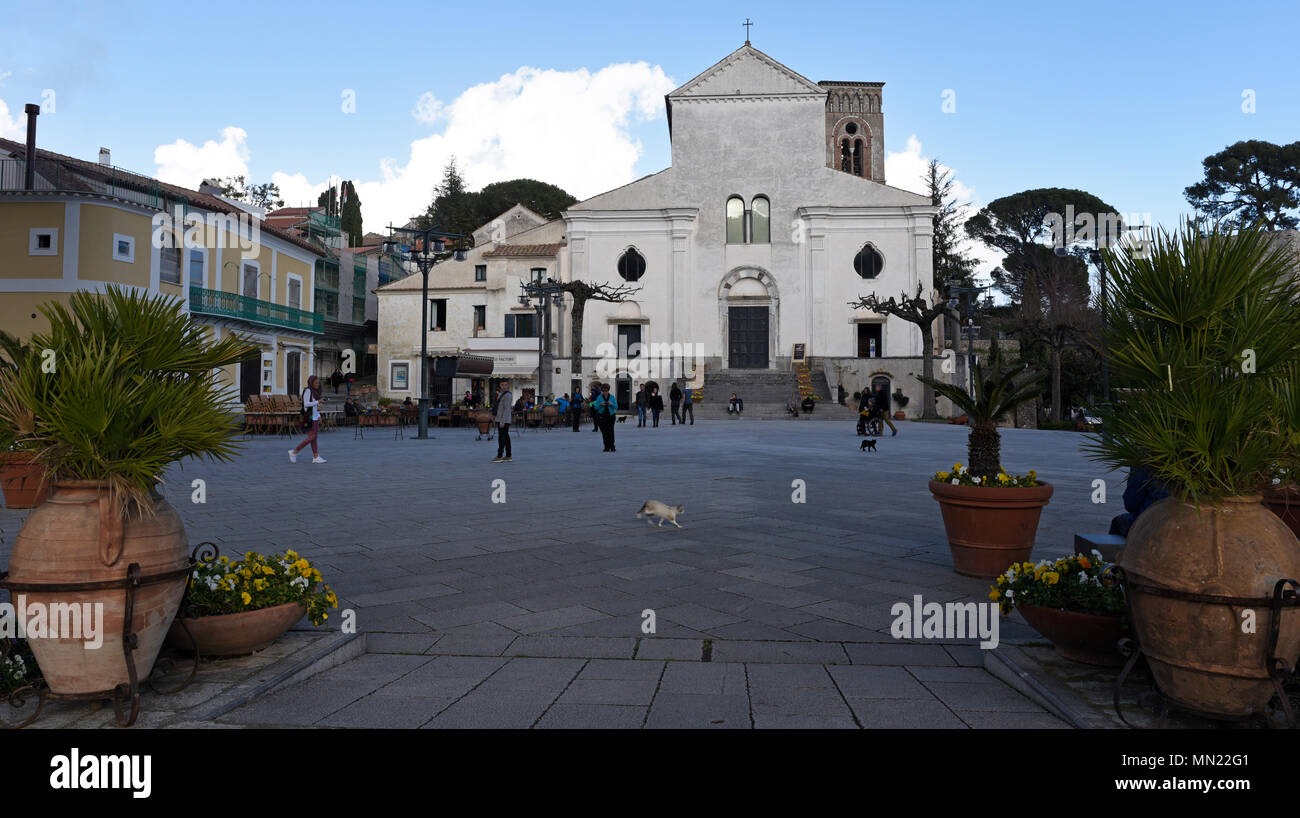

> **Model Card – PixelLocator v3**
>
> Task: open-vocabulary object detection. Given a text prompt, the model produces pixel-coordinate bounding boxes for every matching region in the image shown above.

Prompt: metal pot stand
[1109,566,1300,728]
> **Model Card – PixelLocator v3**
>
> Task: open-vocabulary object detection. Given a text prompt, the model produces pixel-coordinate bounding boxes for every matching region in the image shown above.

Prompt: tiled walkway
[1,418,1121,728]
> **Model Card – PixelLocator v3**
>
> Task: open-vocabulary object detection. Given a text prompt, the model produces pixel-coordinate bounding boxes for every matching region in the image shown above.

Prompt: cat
[860,438,877,452]
[636,500,684,528]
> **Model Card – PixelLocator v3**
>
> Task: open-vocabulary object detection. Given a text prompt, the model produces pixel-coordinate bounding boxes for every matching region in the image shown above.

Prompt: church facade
[565,43,941,410]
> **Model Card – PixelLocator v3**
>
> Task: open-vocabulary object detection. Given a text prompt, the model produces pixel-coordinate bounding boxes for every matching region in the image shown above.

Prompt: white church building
[377,42,947,415]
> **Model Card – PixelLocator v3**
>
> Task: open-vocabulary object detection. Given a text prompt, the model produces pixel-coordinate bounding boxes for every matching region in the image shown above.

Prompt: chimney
[98,147,111,166]
[198,179,223,196]
[23,103,39,190]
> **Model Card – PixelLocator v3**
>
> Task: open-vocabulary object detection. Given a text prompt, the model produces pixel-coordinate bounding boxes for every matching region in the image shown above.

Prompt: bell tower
[819,81,885,183]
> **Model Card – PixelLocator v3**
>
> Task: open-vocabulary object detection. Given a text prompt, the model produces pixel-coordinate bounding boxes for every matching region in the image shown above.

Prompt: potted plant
[892,389,909,420]
[917,338,1051,577]
[0,331,49,509]
[0,286,256,698]
[1085,222,1300,718]
[167,549,338,656]
[990,552,1126,666]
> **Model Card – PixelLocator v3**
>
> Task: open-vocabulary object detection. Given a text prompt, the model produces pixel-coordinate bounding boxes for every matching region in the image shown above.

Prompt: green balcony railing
[190,286,323,334]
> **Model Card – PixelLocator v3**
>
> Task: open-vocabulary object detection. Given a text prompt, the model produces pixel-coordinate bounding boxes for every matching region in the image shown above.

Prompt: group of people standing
[633,382,694,427]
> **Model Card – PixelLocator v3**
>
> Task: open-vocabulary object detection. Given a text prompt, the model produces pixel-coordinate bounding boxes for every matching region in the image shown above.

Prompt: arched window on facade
[840,139,852,173]
[617,248,646,282]
[751,196,770,244]
[726,196,745,244]
[854,243,884,279]
[852,139,864,177]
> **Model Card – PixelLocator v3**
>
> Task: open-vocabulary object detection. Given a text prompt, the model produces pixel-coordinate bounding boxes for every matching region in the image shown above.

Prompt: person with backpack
[491,380,513,463]
[289,376,325,464]
[591,382,619,452]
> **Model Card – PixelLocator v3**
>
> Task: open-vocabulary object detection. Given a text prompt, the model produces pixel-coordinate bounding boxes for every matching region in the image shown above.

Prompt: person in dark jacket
[634,386,647,427]
[1109,467,1170,536]
[669,383,683,424]
[681,387,694,425]
[648,386,665,427]
[589,383,602,432]
[330,368,343,395]
[570,392,584,431]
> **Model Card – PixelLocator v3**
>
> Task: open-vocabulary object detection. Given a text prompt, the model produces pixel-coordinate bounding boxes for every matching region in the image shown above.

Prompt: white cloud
[0,72,13,86]
[0,99,23,139]
[412,92,444,126]
[153,126,250,188]
[886,134,1001,285]
[353,62,673,233]
[271,171,330,209]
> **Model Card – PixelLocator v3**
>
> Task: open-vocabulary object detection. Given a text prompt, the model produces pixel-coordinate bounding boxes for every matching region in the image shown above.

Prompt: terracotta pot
[1119,495,1300,717]
[1262,484,1300,540]
[6,481,189,695]
[475,409,493,435]
[0,451,51,509]
[894,411,905,420]
[167,601,305,657]
[929,480,1054,578]
[1017,605,1125,666]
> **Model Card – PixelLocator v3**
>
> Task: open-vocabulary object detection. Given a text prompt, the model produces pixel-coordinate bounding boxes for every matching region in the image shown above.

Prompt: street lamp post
[519,280,565,400]
[382,224,466,440]
[946,282,989,394]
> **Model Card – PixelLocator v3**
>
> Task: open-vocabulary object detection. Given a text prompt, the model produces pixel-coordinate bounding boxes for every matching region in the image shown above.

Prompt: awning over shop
[427,352,495,379]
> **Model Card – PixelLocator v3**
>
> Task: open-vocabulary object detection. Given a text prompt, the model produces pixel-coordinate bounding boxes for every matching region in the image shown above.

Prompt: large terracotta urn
[1262,484,1300,539]
[475,409,493,437]
[0,451,50,509]
[5,481,190,695]
[542,405,559,428]
[1119,495,1300,717]
[929,480,1054,578]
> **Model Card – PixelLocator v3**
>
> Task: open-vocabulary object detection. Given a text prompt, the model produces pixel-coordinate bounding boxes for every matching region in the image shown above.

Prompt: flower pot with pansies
[918,337,1051,578]
[990,552,1126,666]
[167,549,338,656]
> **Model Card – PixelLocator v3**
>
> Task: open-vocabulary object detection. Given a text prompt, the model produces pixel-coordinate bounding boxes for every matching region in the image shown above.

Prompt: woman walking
[592,382,619,452]
[289,375,326,464]
[492,380,513,462]
[648,385,664,427]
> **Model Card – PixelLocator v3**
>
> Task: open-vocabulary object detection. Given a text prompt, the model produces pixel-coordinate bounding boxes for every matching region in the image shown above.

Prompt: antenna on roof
[743,18,753,44]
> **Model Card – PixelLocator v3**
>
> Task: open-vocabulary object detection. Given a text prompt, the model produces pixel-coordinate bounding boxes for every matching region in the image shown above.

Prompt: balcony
[190,286,323,334]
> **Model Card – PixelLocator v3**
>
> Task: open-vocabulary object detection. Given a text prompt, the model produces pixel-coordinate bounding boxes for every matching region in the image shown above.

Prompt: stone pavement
[0,418,1123,728]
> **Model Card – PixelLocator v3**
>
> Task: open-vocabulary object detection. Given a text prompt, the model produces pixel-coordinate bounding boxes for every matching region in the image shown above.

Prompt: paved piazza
[0,419,1121,728]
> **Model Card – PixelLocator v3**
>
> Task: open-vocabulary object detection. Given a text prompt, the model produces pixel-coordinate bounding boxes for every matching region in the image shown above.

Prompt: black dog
[860,438,877,452]
[616,415,628,423]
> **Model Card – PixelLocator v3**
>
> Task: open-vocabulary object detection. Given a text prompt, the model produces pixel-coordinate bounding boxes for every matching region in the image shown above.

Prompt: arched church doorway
[724,275,772,369]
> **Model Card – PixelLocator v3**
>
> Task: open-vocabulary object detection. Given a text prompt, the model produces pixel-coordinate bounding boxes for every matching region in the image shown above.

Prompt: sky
[2,0,1297,280]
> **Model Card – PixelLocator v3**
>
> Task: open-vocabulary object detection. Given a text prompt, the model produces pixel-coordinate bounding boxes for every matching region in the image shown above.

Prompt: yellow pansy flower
[241,592,252,605]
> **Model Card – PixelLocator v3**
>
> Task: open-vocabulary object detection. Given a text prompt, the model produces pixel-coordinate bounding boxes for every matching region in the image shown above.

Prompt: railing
[190,286,323,334]
[0,157,201,217]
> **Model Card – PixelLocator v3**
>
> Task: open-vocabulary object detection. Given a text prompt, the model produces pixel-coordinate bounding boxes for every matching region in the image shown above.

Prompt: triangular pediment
[669,44,824,99]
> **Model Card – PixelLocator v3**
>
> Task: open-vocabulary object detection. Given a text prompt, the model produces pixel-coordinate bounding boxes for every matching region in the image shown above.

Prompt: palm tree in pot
[0,330,48,508]
[0,286,257,708]
[1084,221,1300,718]
[916,338,1049,577]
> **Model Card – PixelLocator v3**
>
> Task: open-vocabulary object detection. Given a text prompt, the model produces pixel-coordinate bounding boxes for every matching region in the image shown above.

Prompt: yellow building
[0,137,323,403]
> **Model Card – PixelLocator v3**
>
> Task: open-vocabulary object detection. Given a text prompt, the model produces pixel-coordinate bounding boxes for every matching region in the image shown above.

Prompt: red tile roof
[481,243,564,257]
[0,138,322,257]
